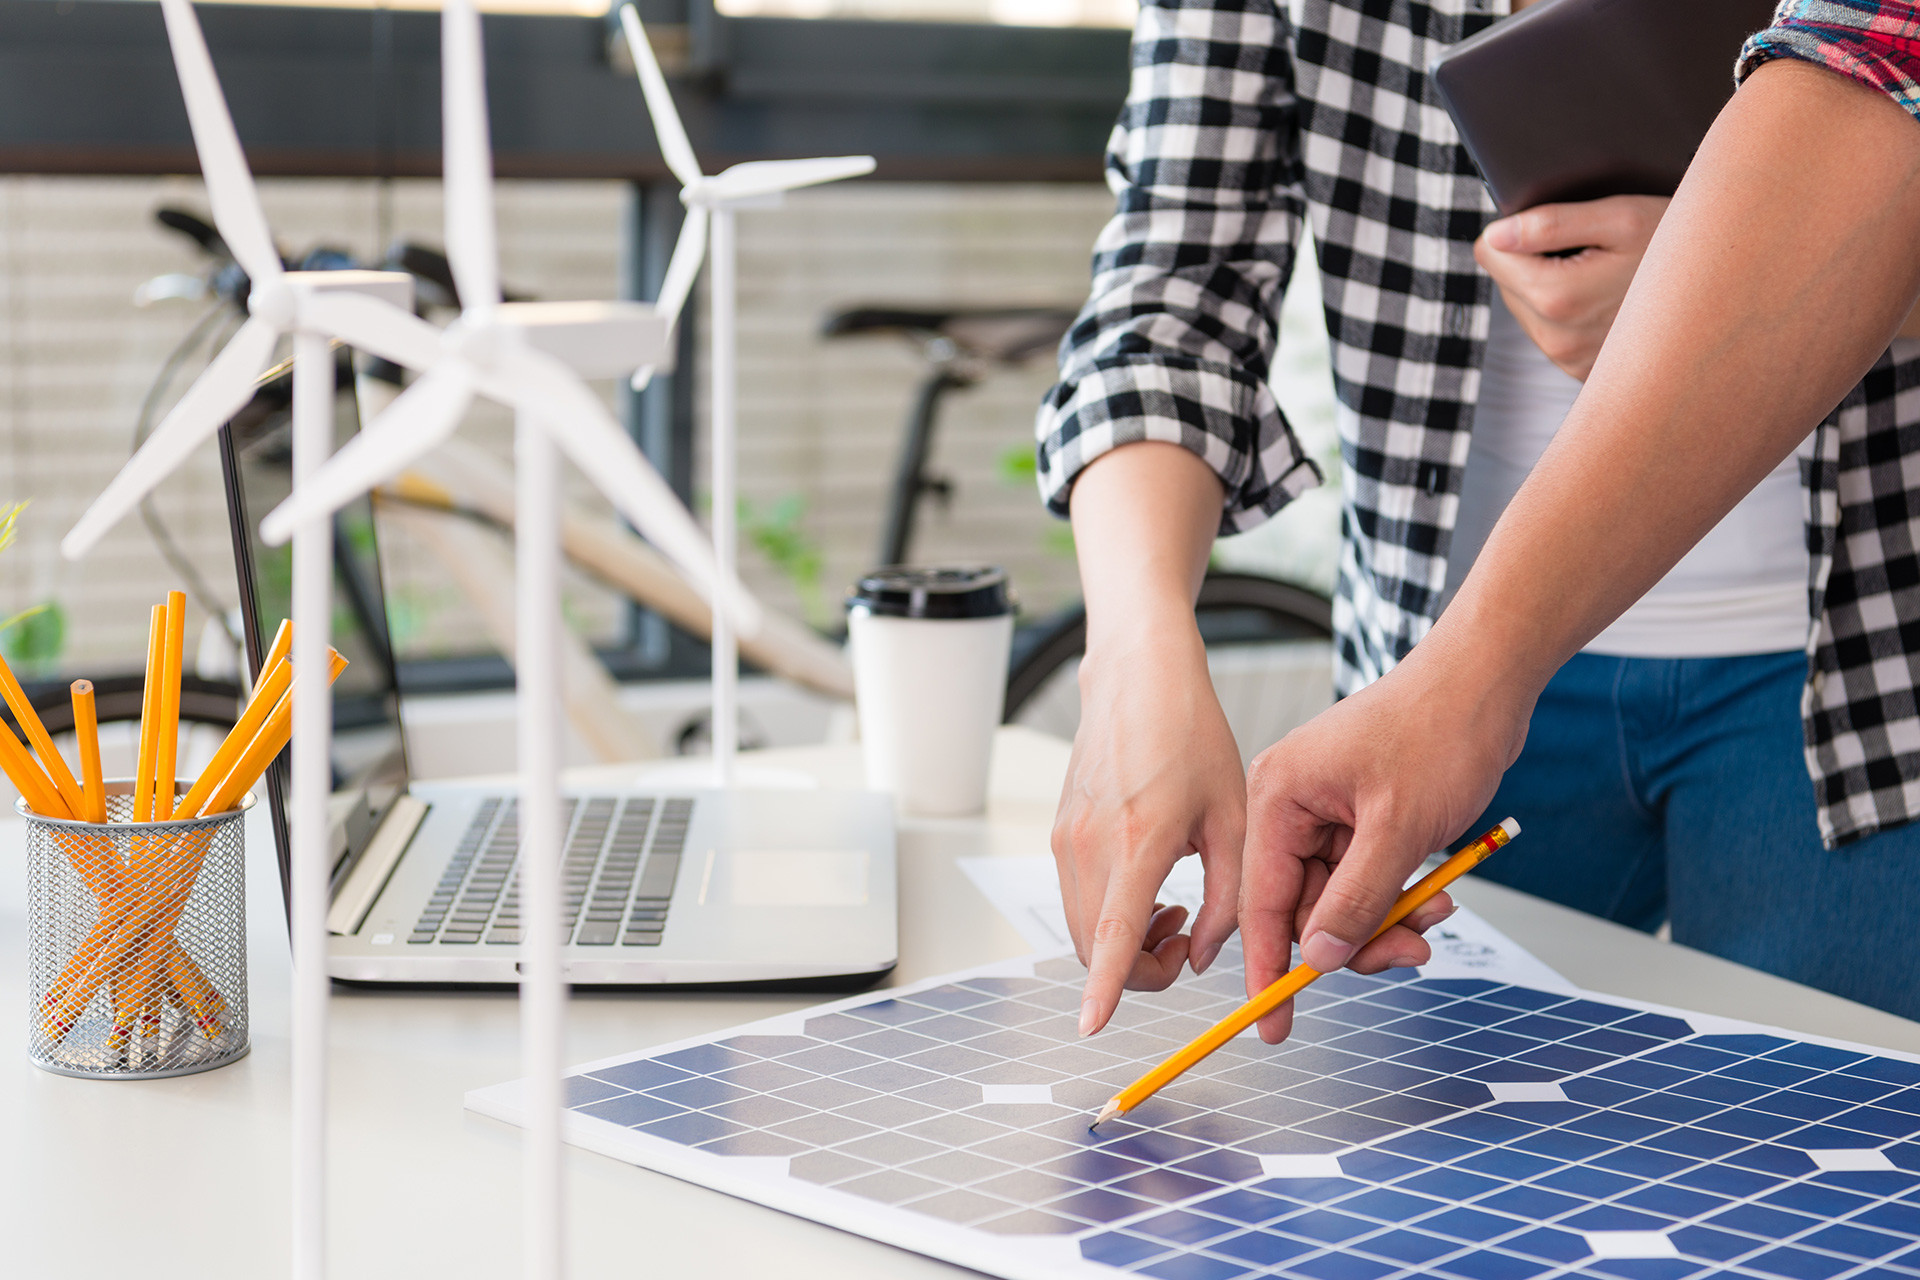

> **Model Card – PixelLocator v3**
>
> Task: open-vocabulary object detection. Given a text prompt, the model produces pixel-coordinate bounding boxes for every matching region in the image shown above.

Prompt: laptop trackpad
[727,850,870,907]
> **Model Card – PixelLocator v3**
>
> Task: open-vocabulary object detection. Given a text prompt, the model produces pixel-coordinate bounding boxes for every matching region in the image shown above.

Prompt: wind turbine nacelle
[494,300,673,381]
[283,269,415,313]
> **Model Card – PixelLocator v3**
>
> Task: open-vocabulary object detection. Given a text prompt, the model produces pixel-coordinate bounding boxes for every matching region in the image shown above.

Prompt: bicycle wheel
[1005,572,1335,766]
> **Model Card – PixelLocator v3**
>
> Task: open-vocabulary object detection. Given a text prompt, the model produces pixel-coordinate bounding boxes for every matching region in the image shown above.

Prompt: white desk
[4,726,1915,1279]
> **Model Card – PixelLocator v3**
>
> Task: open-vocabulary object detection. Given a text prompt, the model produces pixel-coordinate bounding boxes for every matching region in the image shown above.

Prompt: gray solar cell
[478,943,1920,1280]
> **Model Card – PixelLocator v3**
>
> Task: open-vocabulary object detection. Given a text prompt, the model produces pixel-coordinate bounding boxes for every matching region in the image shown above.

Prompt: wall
[0,173,1338,684]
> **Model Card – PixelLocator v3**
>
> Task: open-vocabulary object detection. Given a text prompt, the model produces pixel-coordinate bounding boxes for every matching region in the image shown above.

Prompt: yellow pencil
[127,600,177,1038]
[174,654,291,820]
[202,650,348,816]
[1091,818,1522,1129]
[0,648,87,819]
[154,590,187,820]
[41,649,343,1040]
[70,680,105,824]
[259,617,293,684]
[0,716,68,818]
[132,605,167,823]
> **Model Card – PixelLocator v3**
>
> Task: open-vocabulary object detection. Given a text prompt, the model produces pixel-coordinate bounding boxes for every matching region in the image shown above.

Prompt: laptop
[216,374,897,987]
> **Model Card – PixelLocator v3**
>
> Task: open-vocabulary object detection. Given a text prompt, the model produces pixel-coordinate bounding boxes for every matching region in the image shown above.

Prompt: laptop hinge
[328,794,431,936]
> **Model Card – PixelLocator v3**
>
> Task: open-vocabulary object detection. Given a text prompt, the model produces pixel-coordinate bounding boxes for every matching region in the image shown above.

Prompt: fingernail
[1079,999,1099,1037]
[1485,218,1518,251]
[1193,942,1221,974]
[1301,930,1357,972]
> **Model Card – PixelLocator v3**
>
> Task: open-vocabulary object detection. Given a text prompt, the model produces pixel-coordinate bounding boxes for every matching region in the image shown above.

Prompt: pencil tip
[1091,1100,1122,1130]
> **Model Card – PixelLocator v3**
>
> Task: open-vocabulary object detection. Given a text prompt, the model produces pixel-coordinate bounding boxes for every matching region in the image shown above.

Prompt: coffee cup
[846,566,1013,817]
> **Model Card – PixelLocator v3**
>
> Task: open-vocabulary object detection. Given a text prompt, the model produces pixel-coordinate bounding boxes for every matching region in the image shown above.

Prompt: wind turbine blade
[653,204,707,332]
[440,0,501,309]
[495,347,763,637]
[300,290,445,373]
[63,317,278,559]
[703,156,876,204]
[260,362,478,547]
[158,0,282,284]
[627,206,704,391]
[618,5,704,190]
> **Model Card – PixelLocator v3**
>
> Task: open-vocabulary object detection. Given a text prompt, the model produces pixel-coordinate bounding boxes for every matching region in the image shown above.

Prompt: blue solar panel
[472,941,1920,1279]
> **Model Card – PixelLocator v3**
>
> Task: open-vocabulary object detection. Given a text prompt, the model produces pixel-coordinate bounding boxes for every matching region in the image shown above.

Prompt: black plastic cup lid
[846,566,1012,619]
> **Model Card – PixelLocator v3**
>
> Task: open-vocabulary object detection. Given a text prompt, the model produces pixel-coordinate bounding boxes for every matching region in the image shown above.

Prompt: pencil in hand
[1090,819,1522,1129]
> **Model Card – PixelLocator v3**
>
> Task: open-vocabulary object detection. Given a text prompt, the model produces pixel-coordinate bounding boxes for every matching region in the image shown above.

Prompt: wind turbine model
[60,4,441,1278]
[260,2,761,1277]
[618,4,874,786]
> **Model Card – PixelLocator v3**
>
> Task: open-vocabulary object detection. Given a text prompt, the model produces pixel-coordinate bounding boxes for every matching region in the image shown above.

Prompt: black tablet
[1430,0,1778,217]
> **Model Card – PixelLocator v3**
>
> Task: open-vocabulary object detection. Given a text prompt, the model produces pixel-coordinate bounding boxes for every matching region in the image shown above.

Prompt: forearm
[1433,60,1920,697]
[1069,442,1224,654]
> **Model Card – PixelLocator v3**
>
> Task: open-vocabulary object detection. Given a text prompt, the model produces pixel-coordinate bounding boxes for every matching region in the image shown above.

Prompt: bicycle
[80,207,853,750]
[125,208,466,658]
[820,304,1339,765]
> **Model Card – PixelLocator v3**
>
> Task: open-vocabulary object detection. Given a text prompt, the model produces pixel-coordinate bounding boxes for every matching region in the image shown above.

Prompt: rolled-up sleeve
[1737,0,1920,123]
[1034,0,1322,535]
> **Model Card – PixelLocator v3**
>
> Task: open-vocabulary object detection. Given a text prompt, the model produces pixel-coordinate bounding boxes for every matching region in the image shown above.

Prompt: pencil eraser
[1500,817,1521,839]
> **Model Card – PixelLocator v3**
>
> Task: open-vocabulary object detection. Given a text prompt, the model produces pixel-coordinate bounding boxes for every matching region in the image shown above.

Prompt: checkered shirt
[1037,0,1920,847]
[1740,0,1920,118]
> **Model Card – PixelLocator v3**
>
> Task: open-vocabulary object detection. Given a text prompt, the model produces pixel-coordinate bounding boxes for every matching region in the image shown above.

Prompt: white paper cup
[847,566,1013,817]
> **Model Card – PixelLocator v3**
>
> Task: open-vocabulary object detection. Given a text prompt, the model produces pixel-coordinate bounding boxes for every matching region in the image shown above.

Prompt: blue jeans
[1461,650,1920,1022]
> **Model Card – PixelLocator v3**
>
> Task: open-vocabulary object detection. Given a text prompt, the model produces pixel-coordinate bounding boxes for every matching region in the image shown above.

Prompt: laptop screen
[218,363,412,924]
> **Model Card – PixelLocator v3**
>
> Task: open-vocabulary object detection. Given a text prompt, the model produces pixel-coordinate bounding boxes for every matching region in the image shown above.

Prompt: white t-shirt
[1442,292,1810,657]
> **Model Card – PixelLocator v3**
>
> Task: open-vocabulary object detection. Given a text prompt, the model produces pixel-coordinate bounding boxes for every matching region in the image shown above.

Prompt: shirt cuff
[1738,25,1920,125]
[1035,355,1323,535]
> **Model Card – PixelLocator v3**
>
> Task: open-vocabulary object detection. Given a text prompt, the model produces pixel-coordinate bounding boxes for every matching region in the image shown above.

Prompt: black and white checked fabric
[1038,0,1920,848]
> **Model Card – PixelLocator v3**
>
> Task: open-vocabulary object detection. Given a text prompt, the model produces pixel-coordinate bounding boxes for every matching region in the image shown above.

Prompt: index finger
[1078,844,1179,1036]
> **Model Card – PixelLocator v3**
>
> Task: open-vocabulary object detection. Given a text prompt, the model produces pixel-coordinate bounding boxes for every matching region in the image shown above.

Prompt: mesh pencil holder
[22,780,252,1080]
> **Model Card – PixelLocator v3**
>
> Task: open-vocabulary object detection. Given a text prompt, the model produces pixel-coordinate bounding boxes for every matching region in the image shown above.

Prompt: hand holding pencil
[1091,819,1520,1129]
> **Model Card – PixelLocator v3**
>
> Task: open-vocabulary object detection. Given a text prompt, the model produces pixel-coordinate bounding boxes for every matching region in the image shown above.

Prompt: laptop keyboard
[406,796,692,948]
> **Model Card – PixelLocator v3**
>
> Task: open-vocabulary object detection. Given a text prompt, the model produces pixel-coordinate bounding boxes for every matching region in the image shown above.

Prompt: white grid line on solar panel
[1068,969,1920,1280]
[552,951,1920,1280]
[1084,976,1920,1277]
[1300,1000,1920,1275]
[560,959,1912,1280]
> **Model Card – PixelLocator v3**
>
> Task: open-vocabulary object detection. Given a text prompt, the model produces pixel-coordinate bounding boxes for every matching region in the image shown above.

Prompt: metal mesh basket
[22,780,252,1079]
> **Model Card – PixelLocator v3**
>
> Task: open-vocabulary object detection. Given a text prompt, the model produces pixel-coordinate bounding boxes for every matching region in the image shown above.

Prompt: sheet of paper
[958,854,1576,994]
[471,940,1920,1280]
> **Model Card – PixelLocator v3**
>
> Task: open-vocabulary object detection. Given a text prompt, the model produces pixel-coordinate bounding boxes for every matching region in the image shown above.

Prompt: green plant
[2,602,65,675]
[997,444,1077,561]
[738,494,831,630]
[997,444,1038,485]
[0,501,63,674]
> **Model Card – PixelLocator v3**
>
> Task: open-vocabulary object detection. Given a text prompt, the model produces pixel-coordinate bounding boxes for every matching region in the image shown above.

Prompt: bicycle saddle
[820,306,1077,366]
